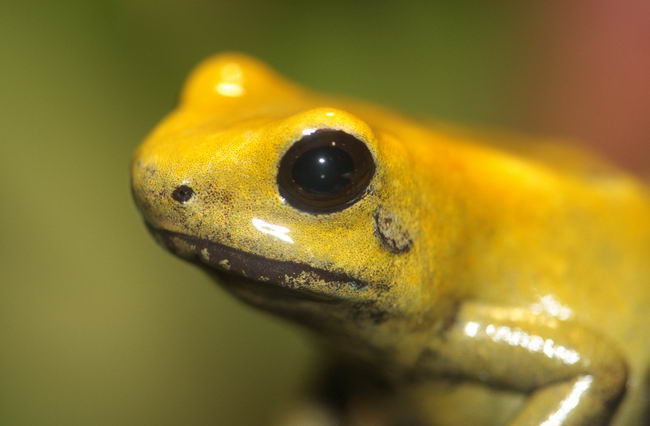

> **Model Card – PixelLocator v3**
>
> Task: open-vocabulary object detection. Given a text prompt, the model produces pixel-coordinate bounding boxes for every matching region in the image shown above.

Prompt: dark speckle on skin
[351,302,391,325]
[374,206,413,254]
[144,165,157,177]
[204,184,233,205]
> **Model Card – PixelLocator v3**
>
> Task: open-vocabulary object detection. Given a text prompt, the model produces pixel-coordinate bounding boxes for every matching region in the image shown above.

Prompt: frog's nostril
[172,185,194,203]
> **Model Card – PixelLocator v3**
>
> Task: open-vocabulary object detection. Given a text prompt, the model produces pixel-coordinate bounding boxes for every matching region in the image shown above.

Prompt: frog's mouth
[146,224,369,303]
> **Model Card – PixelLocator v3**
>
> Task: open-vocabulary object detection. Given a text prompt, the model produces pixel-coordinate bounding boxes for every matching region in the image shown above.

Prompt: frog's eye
[277,129,375,214]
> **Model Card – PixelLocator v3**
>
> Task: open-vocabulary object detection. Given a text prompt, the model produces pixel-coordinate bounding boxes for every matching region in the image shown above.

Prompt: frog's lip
[146,224,370,297]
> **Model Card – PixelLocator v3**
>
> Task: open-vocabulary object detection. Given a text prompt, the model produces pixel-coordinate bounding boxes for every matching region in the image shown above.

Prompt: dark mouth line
[147,224,370,291]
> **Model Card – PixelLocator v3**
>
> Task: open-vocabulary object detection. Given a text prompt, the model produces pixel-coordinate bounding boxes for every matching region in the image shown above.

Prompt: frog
[131,53,650,426]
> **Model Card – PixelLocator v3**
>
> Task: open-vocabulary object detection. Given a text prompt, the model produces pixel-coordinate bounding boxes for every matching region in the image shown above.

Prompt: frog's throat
[146,224,371,293]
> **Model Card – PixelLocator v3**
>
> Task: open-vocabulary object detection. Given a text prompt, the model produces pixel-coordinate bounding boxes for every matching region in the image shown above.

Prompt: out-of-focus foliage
[0,1,525,425]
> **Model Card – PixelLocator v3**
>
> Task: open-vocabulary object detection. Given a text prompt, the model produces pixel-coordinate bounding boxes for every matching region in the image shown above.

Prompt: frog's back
[403,123,650,425]
[527,146,650,426]
[413,124,650,425]
[406,121,650,329]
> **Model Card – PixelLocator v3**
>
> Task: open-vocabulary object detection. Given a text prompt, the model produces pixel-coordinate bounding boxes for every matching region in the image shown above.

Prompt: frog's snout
[130,159,180,227]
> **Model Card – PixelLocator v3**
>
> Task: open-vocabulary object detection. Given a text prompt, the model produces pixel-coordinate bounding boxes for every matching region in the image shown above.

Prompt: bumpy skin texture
[131,53,650,426]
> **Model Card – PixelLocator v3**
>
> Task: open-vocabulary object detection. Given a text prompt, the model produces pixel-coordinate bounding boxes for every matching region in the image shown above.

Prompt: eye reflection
[291,145,354,195]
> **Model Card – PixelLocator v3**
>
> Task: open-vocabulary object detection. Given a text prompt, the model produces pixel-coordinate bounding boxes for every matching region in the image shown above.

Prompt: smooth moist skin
[132,53,650,426]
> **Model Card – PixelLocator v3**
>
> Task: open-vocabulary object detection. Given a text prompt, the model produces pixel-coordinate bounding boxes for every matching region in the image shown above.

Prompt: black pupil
[292,145,354,194]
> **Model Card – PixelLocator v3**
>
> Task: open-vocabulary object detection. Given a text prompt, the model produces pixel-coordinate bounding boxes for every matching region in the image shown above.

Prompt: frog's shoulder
[431,123,647,190]
[438,124,607,174]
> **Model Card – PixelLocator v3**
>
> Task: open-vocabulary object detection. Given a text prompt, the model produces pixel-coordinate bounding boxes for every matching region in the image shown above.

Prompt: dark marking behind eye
[172,185,194,203]
[374,207,412,254]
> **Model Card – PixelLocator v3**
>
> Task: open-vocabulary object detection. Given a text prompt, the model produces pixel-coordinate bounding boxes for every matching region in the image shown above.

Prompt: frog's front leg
[418,301,628,426]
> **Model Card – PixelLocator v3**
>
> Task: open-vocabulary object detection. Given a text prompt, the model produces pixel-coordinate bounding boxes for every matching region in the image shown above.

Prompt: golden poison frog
[131,53,650,426]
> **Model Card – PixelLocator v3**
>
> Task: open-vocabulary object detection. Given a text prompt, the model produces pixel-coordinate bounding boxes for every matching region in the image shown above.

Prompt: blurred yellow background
[1,1,646,425]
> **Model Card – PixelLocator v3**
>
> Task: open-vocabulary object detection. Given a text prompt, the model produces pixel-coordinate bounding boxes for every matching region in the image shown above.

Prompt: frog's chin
[145,224,368,303]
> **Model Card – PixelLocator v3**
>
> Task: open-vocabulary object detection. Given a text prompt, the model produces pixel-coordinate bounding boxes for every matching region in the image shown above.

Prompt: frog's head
[132,54,439,344]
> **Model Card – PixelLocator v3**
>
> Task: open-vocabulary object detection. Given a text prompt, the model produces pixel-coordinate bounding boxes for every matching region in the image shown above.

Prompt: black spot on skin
[171,185,194,203]
[373,207,412,254]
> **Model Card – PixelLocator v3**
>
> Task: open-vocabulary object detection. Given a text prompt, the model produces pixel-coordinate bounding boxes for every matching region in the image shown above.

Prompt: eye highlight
[277,129,375,214]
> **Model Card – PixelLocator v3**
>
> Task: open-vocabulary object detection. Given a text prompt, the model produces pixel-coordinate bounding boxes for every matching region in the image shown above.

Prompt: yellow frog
[131,53,650,426]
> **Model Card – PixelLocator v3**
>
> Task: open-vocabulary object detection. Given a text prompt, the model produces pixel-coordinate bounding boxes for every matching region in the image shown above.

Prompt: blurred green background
[0,1,571,425]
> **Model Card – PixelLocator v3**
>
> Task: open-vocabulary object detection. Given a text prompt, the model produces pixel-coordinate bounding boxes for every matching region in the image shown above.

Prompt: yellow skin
[131,53,650,426]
